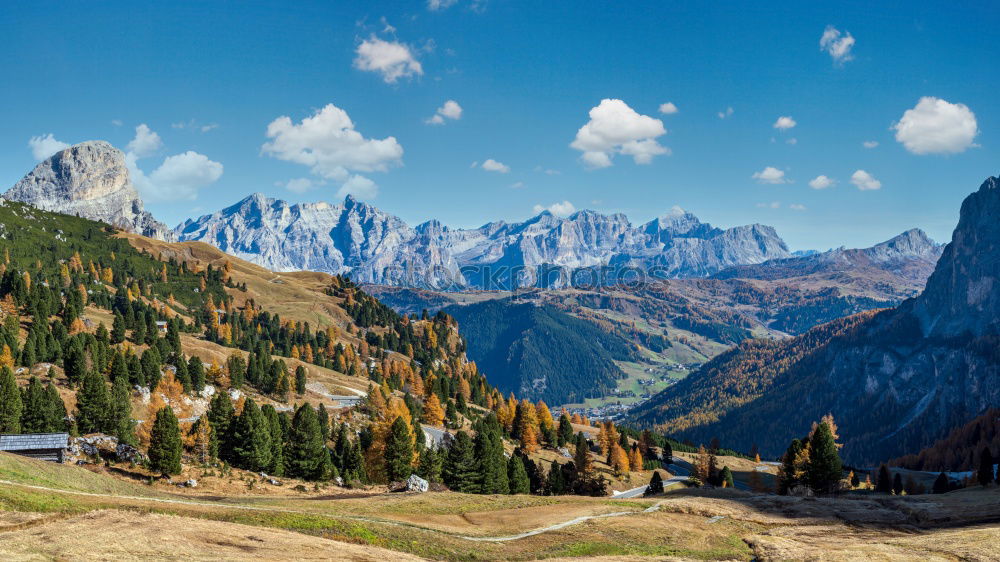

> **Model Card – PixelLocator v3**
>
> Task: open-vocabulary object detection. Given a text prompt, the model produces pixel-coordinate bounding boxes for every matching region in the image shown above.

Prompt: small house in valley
[0,433,69,463]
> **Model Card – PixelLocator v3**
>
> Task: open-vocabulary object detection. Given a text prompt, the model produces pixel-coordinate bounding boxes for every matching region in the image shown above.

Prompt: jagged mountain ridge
[632,175,1000,466]
[3,141,173,240]
[175,194,791,290]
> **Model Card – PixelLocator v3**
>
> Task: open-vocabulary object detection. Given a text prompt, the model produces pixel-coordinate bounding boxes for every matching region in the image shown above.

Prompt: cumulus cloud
[28,134,70,161]
[262,103,403,186]
[756,201,781,209]
[718,106,734,119]
[280,178,316,194]
[892,97,978,155]
[336,175,378,200]
[127,124,163,158]
[481,159,510,173]
[659,102,678,115]
[808,175,835,190]
[773,116,796,130]
[820,26,855,65]
[570,99,668,168]
[752,166,790,184]
[128,151,223,202]
[426,99,463,124]
[427,0,458,9]
[533,201,576,217]
[354,36,423,83]
[850,169,881,191]
[789,203,807,211]
[863,140,879,149]
[509,181,525,189]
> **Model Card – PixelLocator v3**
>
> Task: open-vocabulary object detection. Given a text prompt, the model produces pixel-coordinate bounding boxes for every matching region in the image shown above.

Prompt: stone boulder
[406,474,429,493]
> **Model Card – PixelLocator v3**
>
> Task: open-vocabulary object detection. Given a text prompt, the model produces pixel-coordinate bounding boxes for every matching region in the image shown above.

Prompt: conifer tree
[557,414,573,448]
[294,365,307,395]
[63,339,87,384]
[385,415,415,482]
[443,430,477,493]
[695,445,711,484]
[422,393,446,427]
[932,472,950,494]
[109,375,135,444]
[188,356,205,393]
[111,312,126,344]
[507,455,530,494]
[230,398,272,472]
[875,464,893,494]
[45,382,67,432]
[207,391,234,460]
[977,447,994,486]
[0,366,22,433]
[573,433,593,476]
[644,470,664,496]
[317,403,329,442]
[892,472,903,495]
[720,466,735,488]
[19,376,47,433]
[474,414,507,494]
[546,460,566,495]
[807,421,843,495]
[287,403,330,481]
[418,446,443,482]
[148,406,182,475]
[261,405,285,476]
[75,370,109,434]
[189,416,213,464]
[778,439,803,494]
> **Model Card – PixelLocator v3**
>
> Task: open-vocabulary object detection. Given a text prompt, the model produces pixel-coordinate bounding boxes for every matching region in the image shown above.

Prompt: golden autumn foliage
[422,393,445,427]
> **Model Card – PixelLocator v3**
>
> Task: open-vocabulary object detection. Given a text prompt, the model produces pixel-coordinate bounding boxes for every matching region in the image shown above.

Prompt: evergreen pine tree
[63,339,87,384]
[188,356,205,393]
[261,405,285,476]
[385,415,414,482]
[443,431,477,493]
[662,441,673,465]
[418,447,443,482]
[19,376,47,433]
[474,414,508,494]
[230,398,272,472]
[806,421,843,495]
[111,312,126,344]
[977,447,994,486]
[206,391,234,460]
[75,370,109,434]
[932,472,950,494]
[892,472,903,495]
[148,406,182,475]
[546,460,566,495]
[109,375,135,444]
[44,382,67,432]
[287,403,330,481]
[720,466,735,488]
[875,464,893,494]
[294,365,307,395]
[778,439,803,495]
[507,455,530,494]
[573,433,593,476]
[317,403,329,442]
[0,366,23,433]
[644,470,664,496]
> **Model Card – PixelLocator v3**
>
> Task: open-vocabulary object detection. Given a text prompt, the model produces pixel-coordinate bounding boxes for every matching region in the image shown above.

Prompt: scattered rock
[406,474,429,493]
[185,479,198,488]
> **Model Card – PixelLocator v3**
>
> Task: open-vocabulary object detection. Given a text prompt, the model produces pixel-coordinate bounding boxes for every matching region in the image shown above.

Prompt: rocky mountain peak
[909,175,1000,338]
[3,140,172,240]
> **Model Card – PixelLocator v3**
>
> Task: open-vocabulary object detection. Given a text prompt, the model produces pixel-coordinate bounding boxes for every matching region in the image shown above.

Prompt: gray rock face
[176,195,791,290]
[4,141,172,240]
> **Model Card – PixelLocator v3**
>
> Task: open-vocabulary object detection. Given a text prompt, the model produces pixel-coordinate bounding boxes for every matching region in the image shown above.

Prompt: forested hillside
[443,298,637,404]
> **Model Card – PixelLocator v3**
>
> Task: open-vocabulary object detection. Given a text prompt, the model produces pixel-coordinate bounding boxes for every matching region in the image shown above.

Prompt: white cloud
[808,175,835,190]
[173,119,219,133]
[820,26,855,65]
[789,203,807,211]
[773,116,796,130]
[658,102,678,115]
[570,99,668,168]
[850,169,881,191]
[336,175,378,200]
[481,158,510,173]
[533,201,575,217]
[756,201,781,209]
[354,36,423,83]
[280,178,316,194]
[28,134,70,161]
[718,106,734,119]
[425,99,463,124]
[111,119,123,127]
[786,138,798,145]
[863,140,879,148]
[427,0,458,9]
[262,103,403,184]
[892,97,979,155]
[752,166,790,184]
[127,124,163,158]
[128,151,223,202]
[509,181,525,189]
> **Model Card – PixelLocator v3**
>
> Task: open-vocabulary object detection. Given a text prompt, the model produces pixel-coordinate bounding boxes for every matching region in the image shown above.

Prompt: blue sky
[0,1,996,251]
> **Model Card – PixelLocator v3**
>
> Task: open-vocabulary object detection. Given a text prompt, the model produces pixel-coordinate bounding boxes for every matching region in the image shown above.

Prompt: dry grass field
[2,452,999,561]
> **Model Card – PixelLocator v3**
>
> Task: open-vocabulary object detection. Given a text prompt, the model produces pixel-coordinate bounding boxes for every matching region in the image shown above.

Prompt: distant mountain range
[632,175,1000,465]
